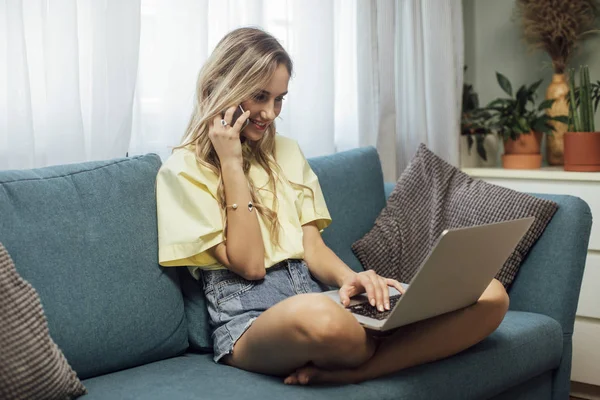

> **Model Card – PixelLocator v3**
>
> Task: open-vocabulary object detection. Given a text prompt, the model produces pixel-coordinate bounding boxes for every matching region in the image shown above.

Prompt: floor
[571,381,600,400]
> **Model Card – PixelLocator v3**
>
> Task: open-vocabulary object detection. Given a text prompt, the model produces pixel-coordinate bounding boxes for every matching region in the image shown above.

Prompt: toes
[298,373,310,385]
[297,367,319,385]
[284,372,300,385]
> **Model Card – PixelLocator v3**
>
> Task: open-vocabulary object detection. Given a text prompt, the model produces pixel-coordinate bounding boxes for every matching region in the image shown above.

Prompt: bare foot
[284,364,360,385]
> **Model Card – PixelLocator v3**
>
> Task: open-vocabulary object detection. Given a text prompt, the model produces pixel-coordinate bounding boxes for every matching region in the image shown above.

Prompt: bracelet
[225,201,254,212]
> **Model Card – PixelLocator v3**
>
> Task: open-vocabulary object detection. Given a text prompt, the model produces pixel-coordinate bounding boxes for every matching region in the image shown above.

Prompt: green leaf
[550,115,570,124]
[529,79,543,95]
[532,118,550,134]
[568,68,581,132]
[511,121,522,135]
[538,99,555,111]
[467,134,474,152]
[487,98,510,108]
[516,87,529,113]
[516,86,527,104]
[496,72,513,97]
[517,117,530,132]
[586,66,595,132]
[476,136,487,161]
[581,66,590,131]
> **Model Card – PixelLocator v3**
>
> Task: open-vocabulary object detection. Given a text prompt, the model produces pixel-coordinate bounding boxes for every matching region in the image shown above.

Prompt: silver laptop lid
[381,217,534,330]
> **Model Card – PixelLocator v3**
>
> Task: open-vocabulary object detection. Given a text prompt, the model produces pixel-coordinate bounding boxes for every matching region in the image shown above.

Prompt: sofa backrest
[308,146,387,274]
[0,155,188,379]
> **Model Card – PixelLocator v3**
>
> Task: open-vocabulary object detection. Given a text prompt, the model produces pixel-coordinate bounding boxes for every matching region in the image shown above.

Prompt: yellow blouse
[156,135,332,279]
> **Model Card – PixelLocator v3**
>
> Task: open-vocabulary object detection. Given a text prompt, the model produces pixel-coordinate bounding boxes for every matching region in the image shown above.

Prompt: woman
[156,27,509,385]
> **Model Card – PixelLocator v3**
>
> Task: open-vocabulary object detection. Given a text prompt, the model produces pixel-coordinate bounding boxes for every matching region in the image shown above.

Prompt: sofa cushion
[0,155,188,379]
[308,147,386,274]
[352,144,558,288]
[180,268,213,351]
[81,311,562,400]
[0,243,87,400]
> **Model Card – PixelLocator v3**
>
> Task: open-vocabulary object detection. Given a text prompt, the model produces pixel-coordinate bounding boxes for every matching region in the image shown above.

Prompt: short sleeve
[156,156,224,268]
[297,146,332,231]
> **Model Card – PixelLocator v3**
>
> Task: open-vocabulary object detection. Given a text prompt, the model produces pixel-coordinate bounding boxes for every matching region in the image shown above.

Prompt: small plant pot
[503,131,543,154]
[564,132,600,172]
[502,131,543,169]
[502,154,542,169]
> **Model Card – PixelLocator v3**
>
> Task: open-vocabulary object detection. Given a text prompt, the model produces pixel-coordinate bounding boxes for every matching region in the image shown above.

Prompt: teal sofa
[0,147,591,400]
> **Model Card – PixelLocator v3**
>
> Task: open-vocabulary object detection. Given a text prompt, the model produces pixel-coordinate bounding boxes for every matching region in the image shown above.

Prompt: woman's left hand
[338,270,405,312]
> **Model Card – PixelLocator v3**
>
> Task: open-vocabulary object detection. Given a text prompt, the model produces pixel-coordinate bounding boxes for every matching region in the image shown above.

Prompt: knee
[291,295,358,348]
[480,280,510,330]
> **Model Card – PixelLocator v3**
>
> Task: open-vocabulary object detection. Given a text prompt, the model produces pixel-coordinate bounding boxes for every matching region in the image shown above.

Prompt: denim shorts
[200,259,325,363]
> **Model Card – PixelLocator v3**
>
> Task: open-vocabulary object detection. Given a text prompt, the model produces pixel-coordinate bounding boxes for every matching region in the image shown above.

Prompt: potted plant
[461,77,496,167]
[564,65,600,171]
[515,0,600,165]
[486,73,569,169]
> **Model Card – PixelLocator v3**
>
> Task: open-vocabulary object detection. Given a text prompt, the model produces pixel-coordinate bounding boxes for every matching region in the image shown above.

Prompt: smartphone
[231,105,250,131]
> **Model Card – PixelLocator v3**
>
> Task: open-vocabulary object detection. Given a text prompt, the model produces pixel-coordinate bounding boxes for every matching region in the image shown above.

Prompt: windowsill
[462,166,600,182]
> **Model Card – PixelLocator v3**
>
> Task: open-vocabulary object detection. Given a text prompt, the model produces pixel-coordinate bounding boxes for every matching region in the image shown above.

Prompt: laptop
[323,217,534,331]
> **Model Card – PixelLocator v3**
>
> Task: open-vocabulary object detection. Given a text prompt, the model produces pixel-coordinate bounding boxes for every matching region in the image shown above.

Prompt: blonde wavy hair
[177,27,294,247]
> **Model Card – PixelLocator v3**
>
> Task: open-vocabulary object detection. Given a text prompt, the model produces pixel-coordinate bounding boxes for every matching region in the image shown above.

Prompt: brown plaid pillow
[352,144,558,288]
[0,243,86,400]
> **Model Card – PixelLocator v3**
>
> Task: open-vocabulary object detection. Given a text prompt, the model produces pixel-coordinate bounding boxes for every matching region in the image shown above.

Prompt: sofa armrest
[508,194,592,335]
[384,182,395,199]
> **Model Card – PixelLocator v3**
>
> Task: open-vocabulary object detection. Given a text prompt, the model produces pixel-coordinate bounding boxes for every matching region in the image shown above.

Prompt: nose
[260,103,276,121]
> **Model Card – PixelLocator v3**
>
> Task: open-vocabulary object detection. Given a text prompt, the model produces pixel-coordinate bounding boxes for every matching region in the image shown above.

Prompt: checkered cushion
[0,243,86,400]
[352,144,558,288]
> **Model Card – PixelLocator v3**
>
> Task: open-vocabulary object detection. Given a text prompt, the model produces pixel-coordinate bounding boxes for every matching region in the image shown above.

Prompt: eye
[275,96,285,102]
[253,93,268,102]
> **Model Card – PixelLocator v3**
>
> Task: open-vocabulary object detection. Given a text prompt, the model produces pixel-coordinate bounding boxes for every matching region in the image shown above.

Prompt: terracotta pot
[502,154,543,169]
[503,131,543,155]
[502,131,543,169]
[545,74,570,165]
[564,132,600,172]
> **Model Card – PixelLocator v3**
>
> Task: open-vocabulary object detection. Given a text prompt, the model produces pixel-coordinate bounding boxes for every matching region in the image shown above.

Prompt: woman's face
[240,63,289,142]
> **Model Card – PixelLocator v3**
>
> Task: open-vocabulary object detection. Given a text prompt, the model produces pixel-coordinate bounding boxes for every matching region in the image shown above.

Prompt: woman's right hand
[209,106,251,167]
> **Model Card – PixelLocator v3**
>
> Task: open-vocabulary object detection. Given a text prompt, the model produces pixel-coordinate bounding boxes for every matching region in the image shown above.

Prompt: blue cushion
[308,147,386,274]
[180,268,213,351]
[81,311,561,400]
[0,155,188,379]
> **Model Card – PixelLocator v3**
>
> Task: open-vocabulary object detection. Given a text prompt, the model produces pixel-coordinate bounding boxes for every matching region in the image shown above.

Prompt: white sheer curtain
[0,0,140,170]
[357,0,464,182]
[1,0,462,175]
[129,0,360,161]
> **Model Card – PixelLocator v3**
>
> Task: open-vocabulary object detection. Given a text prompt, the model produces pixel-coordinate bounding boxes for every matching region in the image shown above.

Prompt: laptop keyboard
[346,294,402,320]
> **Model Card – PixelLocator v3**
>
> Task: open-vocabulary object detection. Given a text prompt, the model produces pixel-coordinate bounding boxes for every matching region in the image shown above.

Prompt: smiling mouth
[249,118,269,131]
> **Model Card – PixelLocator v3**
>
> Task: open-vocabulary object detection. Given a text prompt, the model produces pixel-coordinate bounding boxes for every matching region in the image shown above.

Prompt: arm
[208,161,265,280]
[302,222,404,311]
[302,222,356,288]
[206,107,265,280]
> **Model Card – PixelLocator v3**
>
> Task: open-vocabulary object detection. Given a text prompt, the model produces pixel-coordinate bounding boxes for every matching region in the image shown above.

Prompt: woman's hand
[338,270,405,312]
[209,106,251,166]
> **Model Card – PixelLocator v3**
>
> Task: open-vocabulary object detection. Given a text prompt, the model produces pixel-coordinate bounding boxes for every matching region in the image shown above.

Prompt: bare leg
[223,293,377,377]
[288,279,510,385]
